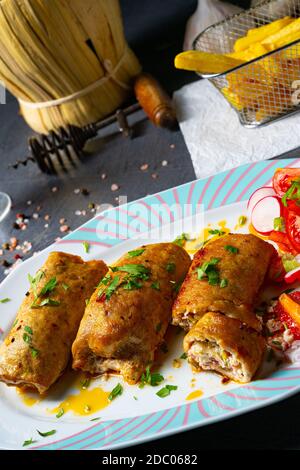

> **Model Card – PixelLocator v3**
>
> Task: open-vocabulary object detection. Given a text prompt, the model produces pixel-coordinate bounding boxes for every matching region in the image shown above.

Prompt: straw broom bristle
[0,0,141,133]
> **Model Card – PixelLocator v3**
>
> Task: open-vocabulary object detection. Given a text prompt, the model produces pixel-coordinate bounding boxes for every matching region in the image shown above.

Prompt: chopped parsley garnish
[151,281,160,291]
[24,325,33,335]
[23,438,36,447]
[282,179,300,207]
[12,319,18,327]
[224,245,239,254]
[220,278,228,288]
[156,385,178,398]
[56,408,64,418]
[80,378,91,390]
[180,352,187,360]
[273,216,285,231]
[208,229,225,236]
[133,396,138,401]
[140,366,164,387]
[166,262,176,273]
[39,277,57,296]
[38,298,60,307]
[98,274,112,287]
[123,278,142,290]
[0,298,11,303]
[98,264,151,300]
[85,298,90,306]
[62,283,69,291]
[108,383,123,401]
[197,257,221,285]
[28,270,45,297]
[103,276,120,301]
[83,241,90,253]
[37,429,56,438]
[90,417,101,422]
[23,332,32,344]
[111,264,150,279]
[29,274,59,308]
[238,215,247,226]
[173,233,189,247]
[127,248,145,258]
[155,322,162,333]
[30,347,39,358]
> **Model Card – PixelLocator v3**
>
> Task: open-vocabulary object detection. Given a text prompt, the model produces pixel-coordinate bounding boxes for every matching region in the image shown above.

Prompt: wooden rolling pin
[134,73,178,129]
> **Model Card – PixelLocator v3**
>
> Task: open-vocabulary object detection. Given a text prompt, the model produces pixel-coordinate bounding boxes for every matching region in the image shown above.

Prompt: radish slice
[247,186,276,214]
[251,196,282,235]
[285,267,300,284]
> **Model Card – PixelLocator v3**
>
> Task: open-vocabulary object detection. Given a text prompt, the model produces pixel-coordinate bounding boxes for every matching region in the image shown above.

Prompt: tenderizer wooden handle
[134,73,177,129]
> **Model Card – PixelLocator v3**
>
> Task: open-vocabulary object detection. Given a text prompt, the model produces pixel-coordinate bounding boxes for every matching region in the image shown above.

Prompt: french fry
[262,17,300,50]
[174,50,245,75]
[234,16,293,52]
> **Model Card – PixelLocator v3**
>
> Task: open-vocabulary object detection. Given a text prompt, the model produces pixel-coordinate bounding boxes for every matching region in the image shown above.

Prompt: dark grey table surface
[0,0,300,451]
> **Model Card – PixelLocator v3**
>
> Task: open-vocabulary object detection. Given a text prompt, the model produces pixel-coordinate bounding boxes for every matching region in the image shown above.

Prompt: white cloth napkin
[173,79,300,179]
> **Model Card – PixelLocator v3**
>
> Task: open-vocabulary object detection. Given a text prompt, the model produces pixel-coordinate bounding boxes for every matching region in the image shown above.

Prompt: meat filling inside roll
[184,312,266,383]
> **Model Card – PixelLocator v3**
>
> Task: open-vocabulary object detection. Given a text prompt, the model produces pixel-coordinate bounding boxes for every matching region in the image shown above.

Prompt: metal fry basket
[193,0,300,127]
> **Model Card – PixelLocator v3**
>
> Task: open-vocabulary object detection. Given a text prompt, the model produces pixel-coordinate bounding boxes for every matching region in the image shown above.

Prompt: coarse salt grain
[111,184,119,192]
[60,225,70,233]
[140,164,149,171]
[32,213,39,220]
[59,218,66,225]
[161,160,168,167]
[52,187,58,193]
[101,173,107,180]
[74,188,80,195]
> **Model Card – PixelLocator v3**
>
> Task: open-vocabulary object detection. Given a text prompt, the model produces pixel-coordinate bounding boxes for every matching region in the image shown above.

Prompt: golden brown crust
[0,252,107,394]
[172,234,275,331]
[184,312,266,383]
[72,243,191,383]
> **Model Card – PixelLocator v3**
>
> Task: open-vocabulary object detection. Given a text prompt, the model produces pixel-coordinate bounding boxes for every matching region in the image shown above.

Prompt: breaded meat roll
[183,312,266,383]
[172,234,275,331]
[72,243,191,384]
[0,252,107,394]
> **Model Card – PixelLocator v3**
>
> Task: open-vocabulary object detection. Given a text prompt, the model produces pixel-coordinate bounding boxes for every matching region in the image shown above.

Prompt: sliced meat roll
[72,243,191,384]
[0,252,107,394]
[184,312,266,383]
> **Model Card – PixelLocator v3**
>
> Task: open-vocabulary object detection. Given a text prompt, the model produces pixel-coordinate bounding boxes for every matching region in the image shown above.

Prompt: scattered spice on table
[60,225,70,233]
[111,184,120,192]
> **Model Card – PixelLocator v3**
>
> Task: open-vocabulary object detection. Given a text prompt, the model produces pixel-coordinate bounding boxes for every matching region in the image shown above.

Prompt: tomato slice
[284,209,300,253]
[268,230,298,255]
[286,199,300,216]
[273,168,300,198]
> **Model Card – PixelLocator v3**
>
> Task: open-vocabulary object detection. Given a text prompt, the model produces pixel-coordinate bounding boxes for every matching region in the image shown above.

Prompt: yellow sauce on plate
[186,390,203,401]
[185,220,231,255]
[17,388,41,407]
[51,387,110,417]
